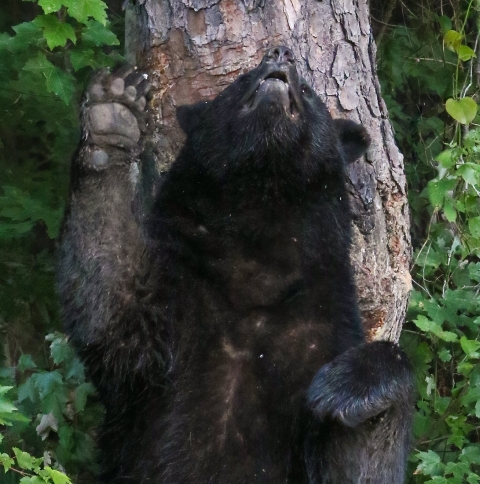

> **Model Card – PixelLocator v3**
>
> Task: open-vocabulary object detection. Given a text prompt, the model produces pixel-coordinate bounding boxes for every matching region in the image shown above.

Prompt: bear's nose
[265,46,295,65]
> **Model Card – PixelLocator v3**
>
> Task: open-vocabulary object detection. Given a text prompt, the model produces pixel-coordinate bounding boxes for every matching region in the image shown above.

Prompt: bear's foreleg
[305,341,414,483]
[57,67,168,402]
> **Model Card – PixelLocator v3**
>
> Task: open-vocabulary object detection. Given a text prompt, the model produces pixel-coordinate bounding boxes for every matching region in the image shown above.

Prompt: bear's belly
[161,311,330,480]
[170,240,333,452]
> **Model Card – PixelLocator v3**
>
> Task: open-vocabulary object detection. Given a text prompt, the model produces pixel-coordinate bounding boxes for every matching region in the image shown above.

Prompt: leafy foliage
[0,0,122,481]
[378,0,480,482]
[0,333,103,483]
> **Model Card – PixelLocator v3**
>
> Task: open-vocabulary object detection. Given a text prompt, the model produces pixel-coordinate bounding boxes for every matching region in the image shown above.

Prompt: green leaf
[33,14,76,50]
[413,315,458,342]
[18,378,37,403]
[22,53,75,104]
[42,467,71,484]
[416,450,445,476]
[413,410,430,438]
[468,216,480,238]
[32,371,63,399]
[81,20,119,46]
[69,47,97,71]
[40,389,69,420]
[13,448,42,472]
[75,382,95,412]
[0,453,15,471]
[460,336,480,359]
[434,396,450,415]
[413,341,433,376]
[460,445,480,464]
[0,386,18,425]
[446,98,478,125]
[427,178,457,207]
[0,387,29,425]
[475,400,480,418]
[443,289,476,311]
[9,22,44,52]
[438,348,452,362]
[37,0,64,14]
[435,149,457,169]
[468,262,480,282]
[438,16,452,34]
[424,478,449,484]
[413,315,440,333]
[19,477,45,484]
[415,246,444,269]
[444,30,463,52]
[459,362,474,375]
[467,474,480,484]
[443,199,456,222]
[456,163,480,185]
[64,0,108,25]
[64,356,85,381]
[17,354,37,372]
[457,45,476,62]
[445,460,469,478]
[50,335,75,365]
[446,414,473,448]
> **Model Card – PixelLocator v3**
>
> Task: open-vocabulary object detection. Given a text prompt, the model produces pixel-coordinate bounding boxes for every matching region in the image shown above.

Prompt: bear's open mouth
[262,71,288,84]
[253,71,299,117]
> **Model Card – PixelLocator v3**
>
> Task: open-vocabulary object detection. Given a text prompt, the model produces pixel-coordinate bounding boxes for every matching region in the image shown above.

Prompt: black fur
[58,46,414,483]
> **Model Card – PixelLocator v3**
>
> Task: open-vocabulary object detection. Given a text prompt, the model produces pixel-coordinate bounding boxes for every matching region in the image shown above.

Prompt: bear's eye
[301,84,311,96]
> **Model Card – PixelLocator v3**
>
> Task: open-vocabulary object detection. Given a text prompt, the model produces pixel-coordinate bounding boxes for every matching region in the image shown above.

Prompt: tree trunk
[124,0,411,342]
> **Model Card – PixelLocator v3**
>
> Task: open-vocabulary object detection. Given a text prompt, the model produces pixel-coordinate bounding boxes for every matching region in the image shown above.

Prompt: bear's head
[176,46,370,191]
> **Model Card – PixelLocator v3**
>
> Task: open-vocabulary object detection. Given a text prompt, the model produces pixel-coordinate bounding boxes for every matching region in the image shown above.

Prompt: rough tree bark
[124,0,412,342]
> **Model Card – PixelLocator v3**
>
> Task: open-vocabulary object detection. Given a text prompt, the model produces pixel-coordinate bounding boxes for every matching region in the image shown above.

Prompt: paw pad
[83,65,151,156]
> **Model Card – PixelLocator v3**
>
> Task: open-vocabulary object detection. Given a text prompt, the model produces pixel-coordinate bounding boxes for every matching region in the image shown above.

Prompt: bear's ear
[176,101,210,135]
[334,119,371,163]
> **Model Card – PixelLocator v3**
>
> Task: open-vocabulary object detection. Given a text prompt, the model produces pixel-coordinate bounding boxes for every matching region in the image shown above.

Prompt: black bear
[58,46,414,483]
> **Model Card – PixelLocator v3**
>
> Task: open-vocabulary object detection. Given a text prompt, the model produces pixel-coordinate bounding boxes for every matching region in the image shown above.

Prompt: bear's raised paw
[81,65,150,170]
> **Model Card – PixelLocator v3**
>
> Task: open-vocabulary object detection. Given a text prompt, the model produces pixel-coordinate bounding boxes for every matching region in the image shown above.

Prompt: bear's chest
[194,210,306,310]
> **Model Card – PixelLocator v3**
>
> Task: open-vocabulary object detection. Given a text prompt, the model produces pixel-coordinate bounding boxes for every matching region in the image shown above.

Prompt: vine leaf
[444,30,463,52]
[457,45,476,62]
[445,98,478,125]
